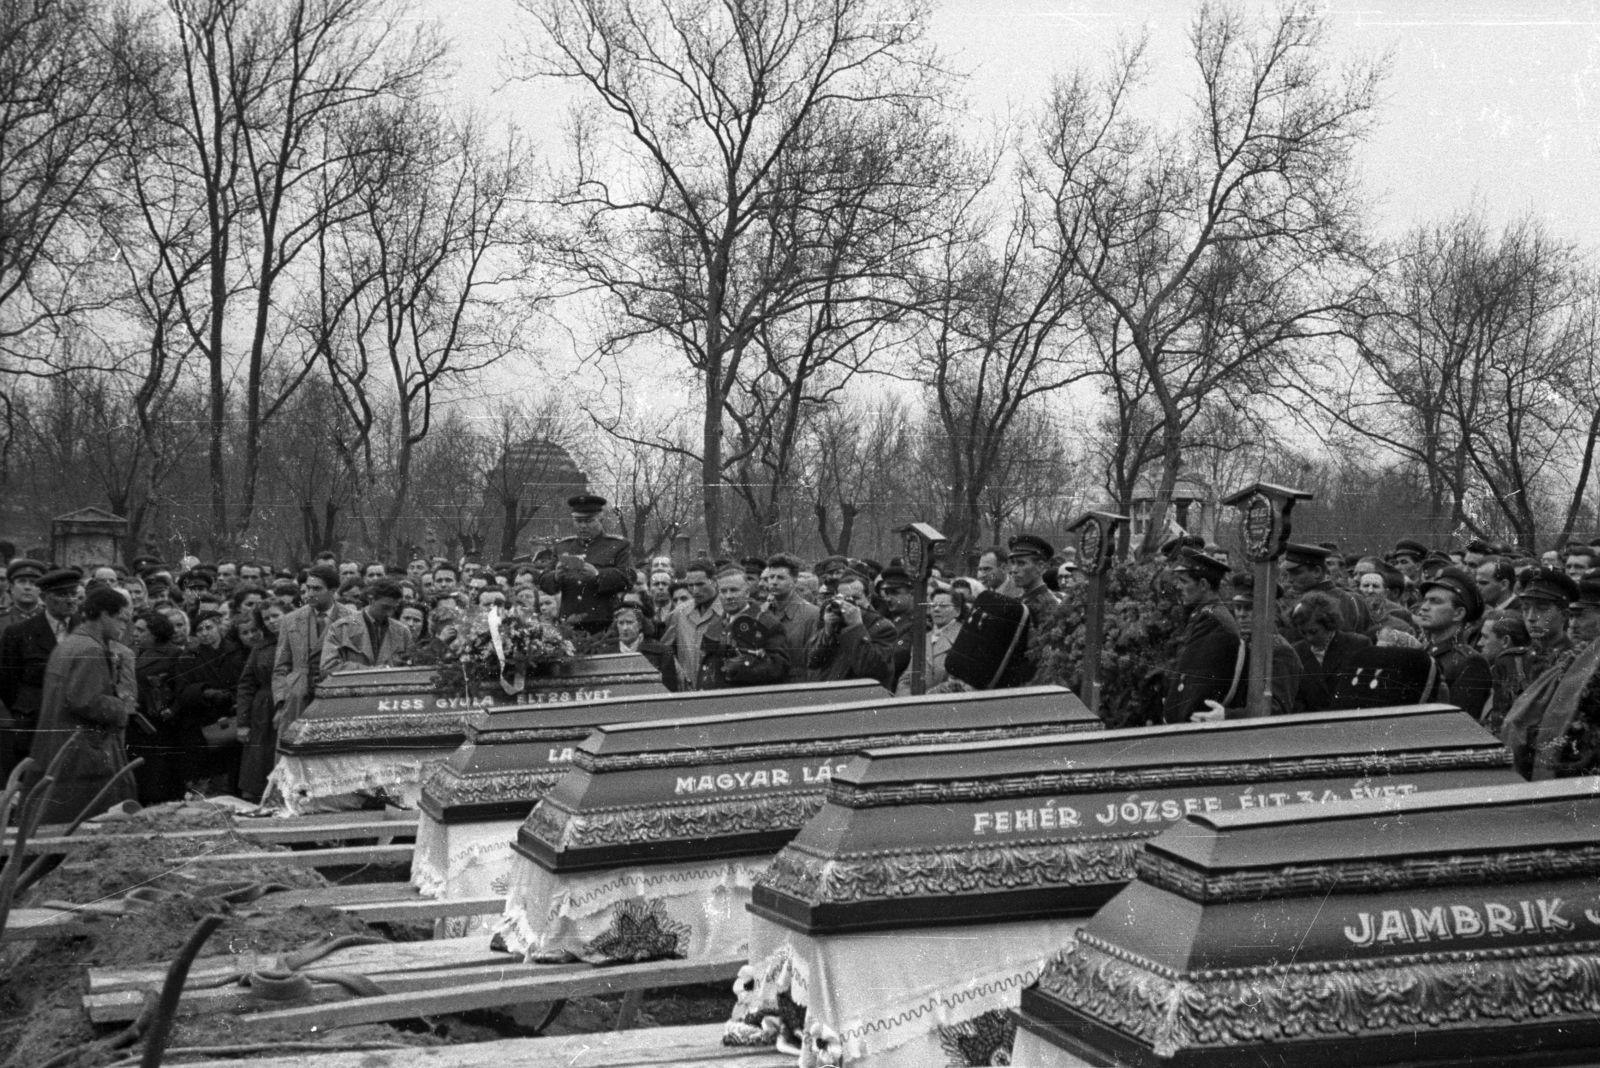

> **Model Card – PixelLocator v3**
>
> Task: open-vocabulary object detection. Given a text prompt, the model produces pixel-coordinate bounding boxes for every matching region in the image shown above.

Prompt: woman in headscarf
[235,602,284,802]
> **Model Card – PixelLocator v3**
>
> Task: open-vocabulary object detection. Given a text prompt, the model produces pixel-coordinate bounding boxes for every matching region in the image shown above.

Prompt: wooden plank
[89,939,519,995]
[245,956,748,1032]
[85,960,590,1024]
[251,882,421,909]
[4,811,420,854]
[174,844,414,868]
[0,907,95,941]
[177,1024,790,1068]
[339,896,502,923]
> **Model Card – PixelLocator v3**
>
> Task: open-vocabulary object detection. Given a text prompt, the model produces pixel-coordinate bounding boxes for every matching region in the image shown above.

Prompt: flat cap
[6,558,46,582]
[1419,567,1483,624]
[813,555,850,576]
[37,567,83,593]
[567,493,607,515]
[1520,568,1580,607]
[1171,547,1230,584]
[1007,533,1055,560]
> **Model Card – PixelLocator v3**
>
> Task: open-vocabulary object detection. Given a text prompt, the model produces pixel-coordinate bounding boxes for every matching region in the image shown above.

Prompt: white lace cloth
[746,913,1081,1067]
[410,815,520,938]
[267,748,459,815]
[495,849,771,962]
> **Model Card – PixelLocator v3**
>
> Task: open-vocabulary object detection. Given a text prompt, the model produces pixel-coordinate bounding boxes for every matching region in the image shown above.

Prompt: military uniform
[1426,635,1493,721]
[0,602,39,642]
[1415,569,1493,722]
[0,557,46,643]
[537,494,634,633]
[1163,597,1241,724]
[0,568,82,776]
[1162,550,1241,724]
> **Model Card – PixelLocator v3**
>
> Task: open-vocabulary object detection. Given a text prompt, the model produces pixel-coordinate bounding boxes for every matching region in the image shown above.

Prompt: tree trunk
[1138,429,1184,558]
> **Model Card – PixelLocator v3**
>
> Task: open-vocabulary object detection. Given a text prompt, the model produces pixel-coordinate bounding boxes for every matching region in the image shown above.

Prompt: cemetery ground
[0,801,735,1068]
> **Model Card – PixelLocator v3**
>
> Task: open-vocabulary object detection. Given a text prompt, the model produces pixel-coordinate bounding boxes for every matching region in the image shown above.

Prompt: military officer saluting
[538,494,633,635]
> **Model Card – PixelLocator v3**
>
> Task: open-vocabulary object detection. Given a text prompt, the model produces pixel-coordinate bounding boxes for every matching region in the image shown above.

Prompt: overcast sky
[431,0,1600,247]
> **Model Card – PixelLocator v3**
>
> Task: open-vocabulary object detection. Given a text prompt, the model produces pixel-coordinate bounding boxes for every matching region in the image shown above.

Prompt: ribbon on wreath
[486,606,526,694]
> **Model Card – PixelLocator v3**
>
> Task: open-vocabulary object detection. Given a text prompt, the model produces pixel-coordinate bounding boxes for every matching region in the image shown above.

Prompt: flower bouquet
[433,607,579,699]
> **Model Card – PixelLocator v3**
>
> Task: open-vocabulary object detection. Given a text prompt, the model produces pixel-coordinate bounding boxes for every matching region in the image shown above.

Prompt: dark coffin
[517,685,1100,873]
[418,679,889,823]
[1017,777,1600,1068]
[750,705,1520,935]
[278,652,666,755]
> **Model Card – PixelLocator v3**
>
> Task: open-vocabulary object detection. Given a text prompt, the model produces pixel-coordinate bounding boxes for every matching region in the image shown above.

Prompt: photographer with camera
[695,566,789,690]
[805,569,898,687]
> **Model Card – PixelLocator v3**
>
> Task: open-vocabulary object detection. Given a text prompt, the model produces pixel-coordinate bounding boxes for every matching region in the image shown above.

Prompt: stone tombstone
[51,506,127,569]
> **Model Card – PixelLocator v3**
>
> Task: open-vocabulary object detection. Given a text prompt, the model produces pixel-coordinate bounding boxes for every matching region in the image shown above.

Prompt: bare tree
[311,107,534,557]
[1319,212,1599,550]
[518,0,952,551]
[1037,2,1383,554]
[0,0,135,390]
[117,0,443,549]
[909,158,1096,557]
[807,396,915,557]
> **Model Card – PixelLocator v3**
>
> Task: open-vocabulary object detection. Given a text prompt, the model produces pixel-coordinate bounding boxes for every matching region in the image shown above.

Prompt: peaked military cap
[1389,539,1429,561]
[1171,547,1230,584]
[1520,568,1580,606]
[566,493,607,516]
[1419,567,1483,624]
[1283,543,1332,567]
[1007,533,1055,560]
[6,558,46,583]
[37,567,83,593]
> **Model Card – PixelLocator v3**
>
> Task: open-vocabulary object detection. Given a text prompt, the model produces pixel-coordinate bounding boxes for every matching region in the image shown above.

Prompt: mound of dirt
[1,801,736,1067]
[0,802,437,1068]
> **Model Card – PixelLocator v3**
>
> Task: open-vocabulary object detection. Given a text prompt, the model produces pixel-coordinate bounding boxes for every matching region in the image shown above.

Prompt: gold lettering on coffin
[1136,844,1600,904]
[1037,935,1600,1058]
[831,748,1510,810]
[523,791,823,852]
[758,837,1145,906]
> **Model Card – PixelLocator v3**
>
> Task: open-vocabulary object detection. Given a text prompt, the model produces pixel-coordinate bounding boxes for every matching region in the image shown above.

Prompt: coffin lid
[1150,776,1600,896]
[314,665,436,697]
[577,685,1092,758]
[835,704,1484,791]
[465,678,887,740]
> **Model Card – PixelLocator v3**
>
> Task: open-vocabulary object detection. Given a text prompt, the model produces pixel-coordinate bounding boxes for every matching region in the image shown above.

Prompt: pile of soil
[0,802,734,1067]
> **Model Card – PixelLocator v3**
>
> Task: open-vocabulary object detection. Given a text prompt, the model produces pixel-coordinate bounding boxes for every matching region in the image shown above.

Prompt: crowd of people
[1159,535,1600,781]
[3,491,1599,822]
